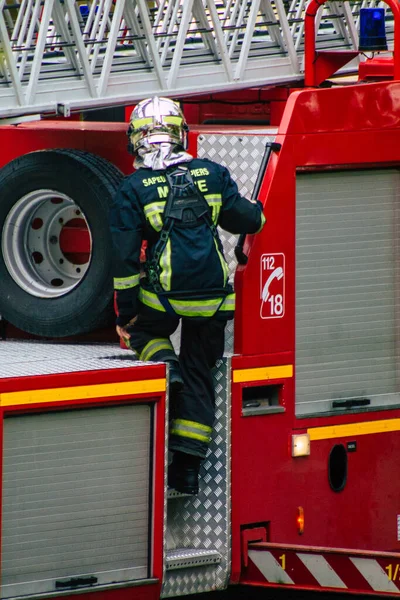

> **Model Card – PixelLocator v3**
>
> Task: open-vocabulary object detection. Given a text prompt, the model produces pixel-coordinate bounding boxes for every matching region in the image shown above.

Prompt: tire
[0,149,124,337]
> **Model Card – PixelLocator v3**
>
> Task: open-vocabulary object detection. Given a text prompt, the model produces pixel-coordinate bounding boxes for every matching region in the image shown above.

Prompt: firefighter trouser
[126,303,227,458]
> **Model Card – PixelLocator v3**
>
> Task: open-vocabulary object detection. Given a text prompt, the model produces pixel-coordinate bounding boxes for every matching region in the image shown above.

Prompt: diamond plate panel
[162,358,231,597]
[0,340,148,379]
[198,133,276,276]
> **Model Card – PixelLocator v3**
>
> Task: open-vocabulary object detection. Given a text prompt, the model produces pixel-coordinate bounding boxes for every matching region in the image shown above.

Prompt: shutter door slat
[2,404,151,598]
[296,170,400,415]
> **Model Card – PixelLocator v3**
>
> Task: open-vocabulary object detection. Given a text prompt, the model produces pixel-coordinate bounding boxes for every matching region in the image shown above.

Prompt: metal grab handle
[234,141,281,265]
[55,576,98,589]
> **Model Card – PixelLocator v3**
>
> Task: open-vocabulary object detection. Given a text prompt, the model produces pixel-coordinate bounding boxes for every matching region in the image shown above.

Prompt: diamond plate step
[166,549,222,571]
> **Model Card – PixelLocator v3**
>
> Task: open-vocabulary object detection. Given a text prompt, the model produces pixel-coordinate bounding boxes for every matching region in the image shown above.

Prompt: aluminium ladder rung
[0,0,387,118]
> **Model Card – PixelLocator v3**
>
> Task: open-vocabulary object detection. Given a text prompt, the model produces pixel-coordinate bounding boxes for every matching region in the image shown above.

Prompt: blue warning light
[79,5,89,18]
[359,8,388,51]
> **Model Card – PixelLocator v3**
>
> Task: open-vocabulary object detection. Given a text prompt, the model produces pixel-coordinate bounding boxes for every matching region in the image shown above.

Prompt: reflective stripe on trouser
[125,314,179,366]
[140,338,174,362]
[139,288,235,317]
[170,419,212,444]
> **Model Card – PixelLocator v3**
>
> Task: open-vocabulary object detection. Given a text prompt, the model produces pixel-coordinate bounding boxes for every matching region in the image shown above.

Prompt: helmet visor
[129,115,185,152]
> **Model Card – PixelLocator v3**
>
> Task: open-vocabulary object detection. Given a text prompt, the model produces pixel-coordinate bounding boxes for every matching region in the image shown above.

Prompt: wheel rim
[2,190,93,298]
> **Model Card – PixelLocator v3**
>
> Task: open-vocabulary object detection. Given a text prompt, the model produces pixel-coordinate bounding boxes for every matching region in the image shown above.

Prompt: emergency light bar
[359,8,388,51]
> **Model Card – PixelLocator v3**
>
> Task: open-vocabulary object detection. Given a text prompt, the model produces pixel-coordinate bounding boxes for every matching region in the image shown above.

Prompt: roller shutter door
[1,404,151,598]
[296,169,400,415]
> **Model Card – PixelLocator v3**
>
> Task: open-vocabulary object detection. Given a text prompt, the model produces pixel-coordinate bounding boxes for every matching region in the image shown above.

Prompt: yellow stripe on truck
[233,364,293,383]
[0,379,166,406]
[308,418,400,441]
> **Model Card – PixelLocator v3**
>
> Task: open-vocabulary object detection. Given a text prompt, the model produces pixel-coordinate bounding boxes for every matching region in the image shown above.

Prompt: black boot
[168,451,202,495]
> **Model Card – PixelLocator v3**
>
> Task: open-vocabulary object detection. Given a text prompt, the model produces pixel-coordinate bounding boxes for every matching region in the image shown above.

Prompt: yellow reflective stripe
[170,298,222,317]
[171,298,219,308]
[233,364,293,383]
[140,338,174,362]
[214,239,229,285]
[132,117,153,128]
[139,290,234,317]
[144,202,166,232]
[257,212,266,233]
[219,293,235,311]
[170,429,210,442]
[147,208,165,217]
[114,274,140,290]
[308,419,400,441]
[0,379,166,406]
[204,194,222,224]
[163,115,182,125]
[171,418,212,443]
[159,239,172,291]
[149,214,163,231]
[144,201,166,215]
[174,419,212,433]
[139,289,166,312]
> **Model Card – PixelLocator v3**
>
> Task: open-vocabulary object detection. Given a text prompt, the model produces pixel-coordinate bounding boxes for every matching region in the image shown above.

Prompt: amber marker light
[297,506,305,535]
[291,433,310,457]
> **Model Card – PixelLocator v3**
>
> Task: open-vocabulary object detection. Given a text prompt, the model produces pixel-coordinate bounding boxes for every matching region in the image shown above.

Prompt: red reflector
[297,506,304,535]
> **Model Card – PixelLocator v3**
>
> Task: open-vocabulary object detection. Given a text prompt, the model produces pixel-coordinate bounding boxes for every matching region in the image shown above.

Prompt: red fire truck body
[1,1,400,598]
[1,75,400,598]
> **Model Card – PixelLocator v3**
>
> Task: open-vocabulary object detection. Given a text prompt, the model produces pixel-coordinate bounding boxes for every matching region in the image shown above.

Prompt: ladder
[0,0,394,119]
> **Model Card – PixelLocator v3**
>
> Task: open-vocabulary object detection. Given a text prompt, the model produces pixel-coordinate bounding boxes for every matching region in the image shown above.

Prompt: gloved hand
[116,316,138,343]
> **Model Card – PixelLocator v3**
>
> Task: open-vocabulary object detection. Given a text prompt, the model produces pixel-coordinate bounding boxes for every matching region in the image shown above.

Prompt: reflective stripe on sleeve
[170,419,212,444]
[140,338,174,362]
[144,201,166,232]
[204,194,222,224]
[114,274,140,290]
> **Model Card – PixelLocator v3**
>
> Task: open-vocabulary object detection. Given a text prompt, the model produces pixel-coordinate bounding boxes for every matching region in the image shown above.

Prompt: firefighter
[109,96,265,495]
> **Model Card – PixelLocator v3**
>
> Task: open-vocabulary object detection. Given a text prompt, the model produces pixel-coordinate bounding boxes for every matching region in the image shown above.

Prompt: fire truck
[0,1,400,599]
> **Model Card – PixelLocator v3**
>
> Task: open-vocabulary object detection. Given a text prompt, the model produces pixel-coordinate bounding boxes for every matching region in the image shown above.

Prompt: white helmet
[127,96,188,155]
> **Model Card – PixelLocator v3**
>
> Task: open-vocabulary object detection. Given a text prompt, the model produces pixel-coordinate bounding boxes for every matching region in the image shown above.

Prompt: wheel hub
[2,190,92,298]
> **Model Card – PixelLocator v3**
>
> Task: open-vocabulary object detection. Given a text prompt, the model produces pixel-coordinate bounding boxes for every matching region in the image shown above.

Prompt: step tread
[167,488,192,499]
[166,548,222,570]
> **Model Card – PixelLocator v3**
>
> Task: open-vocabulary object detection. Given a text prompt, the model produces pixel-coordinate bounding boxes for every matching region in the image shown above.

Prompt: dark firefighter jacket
[110,157,266,325]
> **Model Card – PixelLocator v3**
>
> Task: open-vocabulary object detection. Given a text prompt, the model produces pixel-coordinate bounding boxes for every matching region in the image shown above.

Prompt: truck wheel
[0,149,124,338]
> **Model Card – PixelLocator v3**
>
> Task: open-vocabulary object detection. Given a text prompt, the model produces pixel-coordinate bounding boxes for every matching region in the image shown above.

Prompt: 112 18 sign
[260,253,285,319]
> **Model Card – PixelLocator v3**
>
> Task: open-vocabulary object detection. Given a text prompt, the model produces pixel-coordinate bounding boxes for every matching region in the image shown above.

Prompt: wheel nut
[50,235,58,244]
